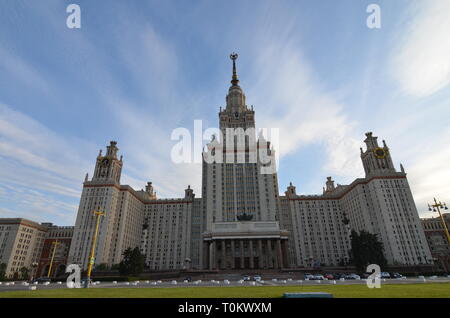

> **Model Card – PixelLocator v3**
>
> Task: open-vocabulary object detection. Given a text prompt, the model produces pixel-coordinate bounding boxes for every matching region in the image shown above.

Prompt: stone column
[265,240,271,269]
[258,239,263,269]
[276,239,283,269]
[200,240,204,270]
[249,240,254,269]
[203,241,209,270]
[273,240,279,269]
[221,240,226,269]
[282,240,289,268]
[231,240,235,269]
[240,240,245,269]
[209,240,215,270]
[215,241,220,269]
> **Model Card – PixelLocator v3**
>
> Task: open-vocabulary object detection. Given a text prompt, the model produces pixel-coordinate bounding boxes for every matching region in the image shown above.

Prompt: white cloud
[0,100,201,225]
[246,43,363,184]
[373,98,450,218]
[0,47,50,94]
[396,127,450,218]
[0,187,77,225]
[117,24,179,100]
[0,103,93,184]
[0,103,95,224]
[108,96,202,198]
[0,7,204,227]
[99,21,203,198]
[392,1,450,97]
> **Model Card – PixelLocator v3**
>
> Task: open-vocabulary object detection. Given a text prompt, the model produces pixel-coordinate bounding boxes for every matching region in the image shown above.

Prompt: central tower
[203,53,280,225]
[201,54,288,270]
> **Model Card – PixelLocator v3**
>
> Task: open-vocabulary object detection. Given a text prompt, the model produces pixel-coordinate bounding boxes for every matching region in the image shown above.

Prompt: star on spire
[230,52,239,86]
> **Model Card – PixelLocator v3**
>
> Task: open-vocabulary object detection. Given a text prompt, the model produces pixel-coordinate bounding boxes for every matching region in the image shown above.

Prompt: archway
[56,264,66,277]
[41,265,50,277]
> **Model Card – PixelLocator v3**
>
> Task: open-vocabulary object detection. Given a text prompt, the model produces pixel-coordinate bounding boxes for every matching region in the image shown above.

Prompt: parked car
[242,275,250,281]
[184,277,192,282]
[312,274,324,280]
[380,272,391,279]
[345,273,360,280]
[32,277,51,284]
[304,273,314,280]
[391,273,402,279]
[324,274,334,280]
[334,273,346,280]
[253,275,262,282]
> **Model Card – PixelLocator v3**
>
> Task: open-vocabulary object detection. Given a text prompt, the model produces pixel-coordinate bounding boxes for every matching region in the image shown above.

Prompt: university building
[0,219,73,279]
[421,213,450,272]
[36,224,74,278]
[68,55,433,271]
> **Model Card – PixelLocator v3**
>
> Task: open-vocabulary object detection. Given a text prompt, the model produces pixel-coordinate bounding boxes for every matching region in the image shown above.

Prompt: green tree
[0,263,6,281]
[111,264,120,270]
[19,267,29,280]
[94,263,110,271]
[119,247,145,276]
[350,230,387,273]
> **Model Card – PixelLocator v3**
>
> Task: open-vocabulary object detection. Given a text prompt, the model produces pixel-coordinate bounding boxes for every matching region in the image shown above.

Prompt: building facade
[0,219,74,279]
[421,213,450,272]
[68,54,433,271]
[36,224,74,278]
[0,219,47,279]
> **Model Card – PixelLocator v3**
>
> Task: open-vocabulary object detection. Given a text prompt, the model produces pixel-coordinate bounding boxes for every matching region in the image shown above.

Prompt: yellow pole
[433,198,450,246]
[86,210,105,284]
[47,240,60,278]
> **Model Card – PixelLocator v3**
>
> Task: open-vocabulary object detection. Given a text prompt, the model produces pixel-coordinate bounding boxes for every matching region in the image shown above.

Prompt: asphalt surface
[1,276,449,292]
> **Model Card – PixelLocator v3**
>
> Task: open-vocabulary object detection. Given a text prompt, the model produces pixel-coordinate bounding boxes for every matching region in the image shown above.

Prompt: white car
[304,273,314,280]
[312,274,324,280]
[253,275,262,282]
[346,273,360,280]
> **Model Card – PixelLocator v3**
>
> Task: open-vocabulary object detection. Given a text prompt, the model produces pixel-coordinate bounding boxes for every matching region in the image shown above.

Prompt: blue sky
[1,0,449,225]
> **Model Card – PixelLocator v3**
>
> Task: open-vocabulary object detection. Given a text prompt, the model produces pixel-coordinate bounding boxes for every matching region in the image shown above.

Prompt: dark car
[32,277,51,284]
[184,277,192,282]
[324,274,334,280]
[380,272,391,279]
[334,273,345,280]
[391,273,402,279]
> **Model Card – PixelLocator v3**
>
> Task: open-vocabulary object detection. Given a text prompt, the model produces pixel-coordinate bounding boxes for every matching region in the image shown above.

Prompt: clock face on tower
[373,147,387,159]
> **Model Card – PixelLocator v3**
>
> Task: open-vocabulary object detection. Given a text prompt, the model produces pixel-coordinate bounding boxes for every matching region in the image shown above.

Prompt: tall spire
[230,52,239,86]
[225,52,246,113]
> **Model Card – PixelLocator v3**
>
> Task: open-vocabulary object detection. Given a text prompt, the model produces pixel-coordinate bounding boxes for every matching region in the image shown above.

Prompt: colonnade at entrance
[203,238,288,270]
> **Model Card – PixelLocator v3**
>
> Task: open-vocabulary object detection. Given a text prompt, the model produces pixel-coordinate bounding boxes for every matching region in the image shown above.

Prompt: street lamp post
[428,198,450,245]
[47,240,60,278]
[85,210,105,288]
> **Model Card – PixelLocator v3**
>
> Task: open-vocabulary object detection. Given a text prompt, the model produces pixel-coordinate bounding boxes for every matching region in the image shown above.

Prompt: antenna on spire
[230,52,239,86]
